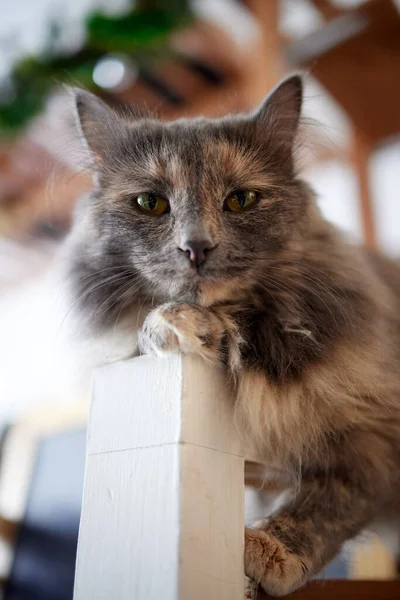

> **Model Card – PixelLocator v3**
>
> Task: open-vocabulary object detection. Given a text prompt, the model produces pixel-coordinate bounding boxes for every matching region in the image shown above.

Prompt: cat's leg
[245,462,387,596]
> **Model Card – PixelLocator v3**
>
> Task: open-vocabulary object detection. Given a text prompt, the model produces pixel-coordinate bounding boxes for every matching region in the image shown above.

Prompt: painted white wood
[74,354,246,600]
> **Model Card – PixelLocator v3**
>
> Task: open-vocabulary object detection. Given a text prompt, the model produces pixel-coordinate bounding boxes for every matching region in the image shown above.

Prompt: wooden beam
[287,0,400,144]
[74,355,246,600]
[0,516,18,544]
[257,580,400,599]
[241,0,284,98]
[351,129,376,249]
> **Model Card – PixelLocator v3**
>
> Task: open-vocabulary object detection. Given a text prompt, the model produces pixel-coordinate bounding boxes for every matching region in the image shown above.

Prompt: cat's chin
[198,276,249,307]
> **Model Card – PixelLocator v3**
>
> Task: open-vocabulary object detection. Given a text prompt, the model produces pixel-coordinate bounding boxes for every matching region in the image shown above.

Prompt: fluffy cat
[66,75,400,596]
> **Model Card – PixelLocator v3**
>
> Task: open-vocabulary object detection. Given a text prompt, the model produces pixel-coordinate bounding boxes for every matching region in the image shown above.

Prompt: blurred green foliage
[0,0,192,138]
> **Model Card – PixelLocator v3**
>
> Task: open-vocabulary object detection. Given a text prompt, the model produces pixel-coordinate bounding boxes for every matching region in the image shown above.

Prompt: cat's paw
[245,528,309,597]
[138,302,226,363]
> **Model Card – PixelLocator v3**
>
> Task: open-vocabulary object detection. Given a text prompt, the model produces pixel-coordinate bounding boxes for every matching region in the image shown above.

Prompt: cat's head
[71,75,312,318]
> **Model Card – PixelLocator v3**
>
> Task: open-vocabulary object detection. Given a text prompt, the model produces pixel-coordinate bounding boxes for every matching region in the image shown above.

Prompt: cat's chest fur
[128,303,319,467]
[233,344,374,469]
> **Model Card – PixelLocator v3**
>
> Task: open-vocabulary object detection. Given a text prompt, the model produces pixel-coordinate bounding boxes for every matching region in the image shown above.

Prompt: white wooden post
[73,354,246,600]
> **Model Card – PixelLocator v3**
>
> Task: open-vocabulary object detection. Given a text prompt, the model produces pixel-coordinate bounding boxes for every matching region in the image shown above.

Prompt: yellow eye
[224,190,258,212]
[136,193,169,215]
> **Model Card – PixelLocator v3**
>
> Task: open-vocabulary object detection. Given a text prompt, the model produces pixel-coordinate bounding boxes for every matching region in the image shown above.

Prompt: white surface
[307,159,363,243]
[371,141,400,256]
[74,354,245,600]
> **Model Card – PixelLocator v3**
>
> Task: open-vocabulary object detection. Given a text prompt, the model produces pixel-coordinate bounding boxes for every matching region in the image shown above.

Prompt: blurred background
[0,0,399,598]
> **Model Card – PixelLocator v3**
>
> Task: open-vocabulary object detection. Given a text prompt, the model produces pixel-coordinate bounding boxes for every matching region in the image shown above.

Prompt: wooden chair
[287,0,400,249]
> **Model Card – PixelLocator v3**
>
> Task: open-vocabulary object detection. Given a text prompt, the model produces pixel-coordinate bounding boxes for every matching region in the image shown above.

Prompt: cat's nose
[179,239,215,267]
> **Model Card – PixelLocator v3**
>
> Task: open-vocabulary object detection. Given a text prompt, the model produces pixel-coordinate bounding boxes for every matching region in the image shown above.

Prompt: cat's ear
[253,74,303,164]
[72,88,122,165]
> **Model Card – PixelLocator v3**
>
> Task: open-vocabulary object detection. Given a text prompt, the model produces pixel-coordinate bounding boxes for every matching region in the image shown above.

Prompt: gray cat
[66,76,400,596]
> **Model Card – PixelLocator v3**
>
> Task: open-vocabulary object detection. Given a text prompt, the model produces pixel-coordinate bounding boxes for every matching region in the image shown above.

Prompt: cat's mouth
[151,262,250,303]
[184,263,248,279]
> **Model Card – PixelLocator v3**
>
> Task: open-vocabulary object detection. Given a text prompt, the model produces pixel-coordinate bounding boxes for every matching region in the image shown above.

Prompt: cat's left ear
[252,74,303,165]
[72,87,123,166]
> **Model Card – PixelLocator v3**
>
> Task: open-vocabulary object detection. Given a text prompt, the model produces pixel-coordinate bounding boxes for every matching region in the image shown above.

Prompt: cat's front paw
[245,528,309,597]
[138,302,226,363]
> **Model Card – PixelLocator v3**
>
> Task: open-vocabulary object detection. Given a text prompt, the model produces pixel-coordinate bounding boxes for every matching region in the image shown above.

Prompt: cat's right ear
[72,88,121,167]
[251,75,303,167]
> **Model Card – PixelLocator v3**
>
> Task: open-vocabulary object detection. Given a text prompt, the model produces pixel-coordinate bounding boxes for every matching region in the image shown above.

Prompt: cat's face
[73,76,308,309]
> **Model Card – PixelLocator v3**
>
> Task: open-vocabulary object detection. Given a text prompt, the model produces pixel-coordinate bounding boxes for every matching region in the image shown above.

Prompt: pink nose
[179,239,214,267]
